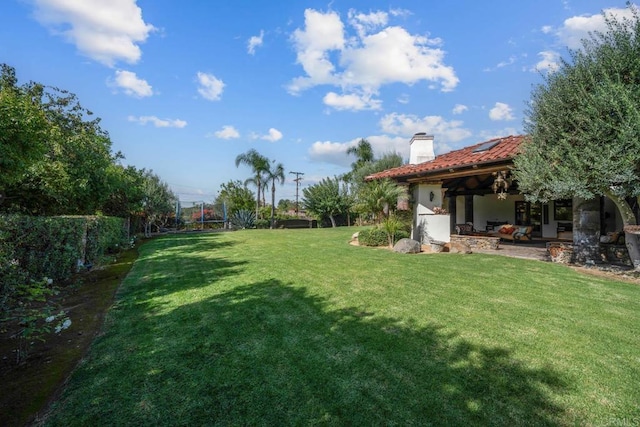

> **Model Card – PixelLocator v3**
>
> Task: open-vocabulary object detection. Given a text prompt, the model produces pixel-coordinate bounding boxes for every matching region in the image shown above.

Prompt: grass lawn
[44,228,640,426]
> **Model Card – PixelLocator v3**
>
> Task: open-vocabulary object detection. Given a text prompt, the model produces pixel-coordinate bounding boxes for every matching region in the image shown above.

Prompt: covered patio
[367,133,624,244]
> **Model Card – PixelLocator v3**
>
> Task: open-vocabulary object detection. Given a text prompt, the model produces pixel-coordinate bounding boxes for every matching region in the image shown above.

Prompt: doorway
[515,201,542,237]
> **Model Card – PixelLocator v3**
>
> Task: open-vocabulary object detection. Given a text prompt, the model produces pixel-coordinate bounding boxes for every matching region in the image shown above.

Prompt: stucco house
[366,133,625,248]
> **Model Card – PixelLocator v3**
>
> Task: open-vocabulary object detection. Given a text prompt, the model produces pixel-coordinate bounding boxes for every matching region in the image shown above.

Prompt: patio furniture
[489,224,533,242]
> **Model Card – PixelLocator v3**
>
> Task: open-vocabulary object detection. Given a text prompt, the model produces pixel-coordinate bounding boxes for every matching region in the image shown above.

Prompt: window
[554,199,572,221]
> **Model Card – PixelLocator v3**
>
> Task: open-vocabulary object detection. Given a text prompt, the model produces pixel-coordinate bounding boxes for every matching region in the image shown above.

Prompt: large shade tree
[215,180,255,216]
[513,3,640,268]
[302,177,350,227]
[235,149,269,220]
[140,170,177,237]
[0,65,48,204]
[0,63,143,216]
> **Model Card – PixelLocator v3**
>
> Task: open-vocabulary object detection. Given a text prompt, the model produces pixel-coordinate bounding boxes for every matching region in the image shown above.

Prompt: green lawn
[45,228,640,426]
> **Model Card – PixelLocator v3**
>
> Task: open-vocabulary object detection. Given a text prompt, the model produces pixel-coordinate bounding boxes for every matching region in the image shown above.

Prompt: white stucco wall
[413,183,450,243]
[473,194,520,228]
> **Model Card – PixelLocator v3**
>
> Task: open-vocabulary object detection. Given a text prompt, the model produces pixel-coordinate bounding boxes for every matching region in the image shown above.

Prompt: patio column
[465,195,474,224]
[448,196,457,234]
[573,197,600,265]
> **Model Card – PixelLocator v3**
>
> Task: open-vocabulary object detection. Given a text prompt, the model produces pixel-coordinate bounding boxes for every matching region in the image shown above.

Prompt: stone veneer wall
[450,235,500,250]
[547,242,632,266]
[599,244,632,266]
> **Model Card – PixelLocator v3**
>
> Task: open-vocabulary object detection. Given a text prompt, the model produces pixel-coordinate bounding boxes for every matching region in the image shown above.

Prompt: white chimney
[409,133,435,165]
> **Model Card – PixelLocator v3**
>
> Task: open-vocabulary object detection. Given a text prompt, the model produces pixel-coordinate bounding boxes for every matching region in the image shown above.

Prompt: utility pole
[289,171,304,216]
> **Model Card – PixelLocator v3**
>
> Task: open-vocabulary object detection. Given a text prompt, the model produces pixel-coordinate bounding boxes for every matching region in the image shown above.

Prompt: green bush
[359,226,409,247]
[85,216,128,262]
[0,214,127,318]
[255,219,270,229]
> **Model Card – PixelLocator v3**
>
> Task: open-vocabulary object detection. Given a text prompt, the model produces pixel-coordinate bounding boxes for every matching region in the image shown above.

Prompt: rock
[351,231,359,242]
[393,238,422,254]
[447,241,472,254]
[430,240,446,253]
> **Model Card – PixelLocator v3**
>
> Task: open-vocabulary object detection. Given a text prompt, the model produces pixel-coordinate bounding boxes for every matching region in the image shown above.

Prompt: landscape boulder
[446,241,472,254]
[393,238,422,254]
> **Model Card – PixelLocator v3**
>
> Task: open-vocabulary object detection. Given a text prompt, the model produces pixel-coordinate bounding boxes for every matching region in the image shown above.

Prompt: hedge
[0,215,127,315]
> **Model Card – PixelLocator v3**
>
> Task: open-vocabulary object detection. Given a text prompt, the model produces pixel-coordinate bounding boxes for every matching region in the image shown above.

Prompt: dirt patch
[569,264,640,285]
[0,244,140,427]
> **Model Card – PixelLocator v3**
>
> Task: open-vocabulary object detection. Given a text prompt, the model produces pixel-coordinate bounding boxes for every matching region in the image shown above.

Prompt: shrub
[359,226,409,247]
[0,214,127,318]
[382,215,404,247]
[254,219,270,229]
[230,210,255,229]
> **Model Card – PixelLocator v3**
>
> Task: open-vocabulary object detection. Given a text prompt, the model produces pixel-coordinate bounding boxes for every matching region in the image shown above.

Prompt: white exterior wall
[413,183,450,243]
[473,194,520,229]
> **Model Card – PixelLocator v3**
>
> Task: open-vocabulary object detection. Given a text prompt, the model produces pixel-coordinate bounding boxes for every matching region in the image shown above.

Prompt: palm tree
[357,178,406,223]
[235,149,269,220]
[346,138,374,170]
[265,161,285,228]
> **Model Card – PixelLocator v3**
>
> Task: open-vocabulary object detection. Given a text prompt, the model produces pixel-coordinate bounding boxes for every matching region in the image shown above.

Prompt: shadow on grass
[121,233,248,301]
[46,279,571,426]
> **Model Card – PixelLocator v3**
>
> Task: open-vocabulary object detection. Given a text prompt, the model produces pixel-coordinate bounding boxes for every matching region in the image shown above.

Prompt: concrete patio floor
[473,240,550,261]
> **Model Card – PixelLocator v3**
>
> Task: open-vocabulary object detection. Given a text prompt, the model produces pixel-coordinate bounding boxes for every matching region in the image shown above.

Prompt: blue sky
[1,0,634,203]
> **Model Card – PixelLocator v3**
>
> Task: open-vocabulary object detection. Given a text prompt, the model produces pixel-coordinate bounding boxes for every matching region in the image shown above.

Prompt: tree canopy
[0,64,176,231]
[512,3,640,267]
[215,180,255,216]
[302,177,350,227]
[235,149,270,219]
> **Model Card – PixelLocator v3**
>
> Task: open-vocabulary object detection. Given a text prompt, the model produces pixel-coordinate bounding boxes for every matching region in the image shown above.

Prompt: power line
[289,171,304,216]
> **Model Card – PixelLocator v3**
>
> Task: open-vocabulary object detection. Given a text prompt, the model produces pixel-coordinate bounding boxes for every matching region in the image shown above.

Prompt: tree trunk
[603,189,640,269]
[270,183,276,229]
[329,215,337,228]
[256,182,261,220]
[572,197,600,265]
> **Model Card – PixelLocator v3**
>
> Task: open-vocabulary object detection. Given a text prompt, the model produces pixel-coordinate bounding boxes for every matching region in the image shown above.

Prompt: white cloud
[489,102,515,121]
[541,25,553,34]
[379,112,472,148]
[261,128,283,142]
[110,70,153,97]
[128,115,187,128]
[32,0,155,67]
[397,93,410,104]
[323,91,382,111]
[288,9,345,93]
[389,8,412,18]
[247,30,264,55]
[557,6,636,49]
[288,8,458,110]
[307,113,473,165]
[213,125,240,139]
[196,72,225,101]
[340,26,457,90]
[477,127,521,141]
[348,9,388,38]
[452,104,468,115]
[532,50,561,73]
[308,140,353,166]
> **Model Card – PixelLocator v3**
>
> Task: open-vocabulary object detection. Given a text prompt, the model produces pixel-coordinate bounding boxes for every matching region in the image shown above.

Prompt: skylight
[472,139,500,153]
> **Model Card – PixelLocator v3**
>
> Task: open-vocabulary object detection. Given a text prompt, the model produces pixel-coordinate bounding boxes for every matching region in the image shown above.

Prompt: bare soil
[0,244,140,427]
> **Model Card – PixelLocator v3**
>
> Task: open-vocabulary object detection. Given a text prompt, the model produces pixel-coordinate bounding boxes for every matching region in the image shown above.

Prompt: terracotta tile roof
[366,135,527,181]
